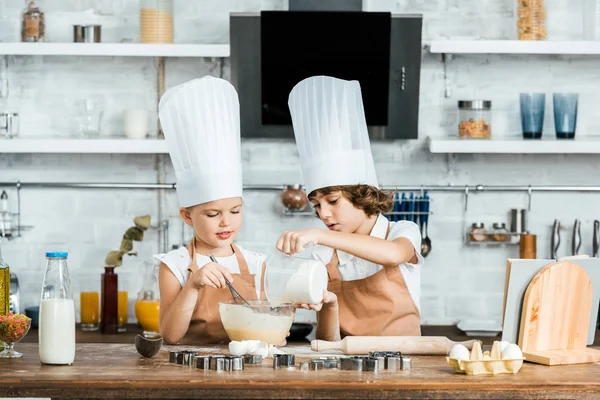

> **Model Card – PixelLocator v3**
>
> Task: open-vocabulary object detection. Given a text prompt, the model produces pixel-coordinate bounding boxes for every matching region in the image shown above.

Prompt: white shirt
[310,214,423,311]
[154,245,266,299]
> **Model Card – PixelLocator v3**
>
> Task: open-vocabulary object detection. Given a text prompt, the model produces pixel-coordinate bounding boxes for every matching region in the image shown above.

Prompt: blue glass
[520,93,545,139]
[553,93,579,139]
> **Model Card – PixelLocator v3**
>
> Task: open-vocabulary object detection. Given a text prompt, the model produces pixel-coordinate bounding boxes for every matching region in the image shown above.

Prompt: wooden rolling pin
[311,336,481,355]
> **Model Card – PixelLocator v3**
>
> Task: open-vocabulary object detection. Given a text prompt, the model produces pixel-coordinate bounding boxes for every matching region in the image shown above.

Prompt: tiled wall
[1,0,599,326]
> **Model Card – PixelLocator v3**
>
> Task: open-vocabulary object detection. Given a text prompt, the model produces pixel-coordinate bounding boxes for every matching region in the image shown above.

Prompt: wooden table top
[2,342,600,399]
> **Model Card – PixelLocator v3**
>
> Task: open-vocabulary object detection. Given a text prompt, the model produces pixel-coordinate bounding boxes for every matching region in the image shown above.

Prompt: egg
[248,341,269,358]
[502,343,523,359]
[228,341,247,356]
[448,344,470,360]
[498,340,510,353]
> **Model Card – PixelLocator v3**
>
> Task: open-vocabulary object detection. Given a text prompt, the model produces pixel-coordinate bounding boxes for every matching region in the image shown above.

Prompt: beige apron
[181,238,266,344]
[324,223,421,337]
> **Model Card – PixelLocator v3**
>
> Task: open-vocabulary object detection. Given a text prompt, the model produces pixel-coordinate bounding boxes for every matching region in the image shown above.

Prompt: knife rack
[517,261,600,366]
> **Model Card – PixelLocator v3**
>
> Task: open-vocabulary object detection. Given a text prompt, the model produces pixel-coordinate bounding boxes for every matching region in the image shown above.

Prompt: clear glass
[553,93,579,139]
[520,93,545,139]
[118,290,128,332]
[263,251,328,305]
[0,315,30,358]
[218,300,295,345]
[139,0,174,44]
[516,0,547,40]
[458,108,492,139]
[135,260,160,338]
[76,98,104,137]
[79,278,99,332]
[39,253,76,365]
[583,0,600,40]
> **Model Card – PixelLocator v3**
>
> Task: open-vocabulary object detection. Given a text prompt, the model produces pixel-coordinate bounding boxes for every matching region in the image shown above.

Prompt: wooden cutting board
[518,261,591,351]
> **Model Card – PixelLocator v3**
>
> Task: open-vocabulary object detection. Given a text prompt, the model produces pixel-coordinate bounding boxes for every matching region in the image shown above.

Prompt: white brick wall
[1,0,599,326]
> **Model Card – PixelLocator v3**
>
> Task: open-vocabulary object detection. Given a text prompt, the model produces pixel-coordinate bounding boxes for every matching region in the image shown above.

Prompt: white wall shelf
[0,43,230,57]
[0,138,168,154]
[428,40,600,55]
[428,137,600,154]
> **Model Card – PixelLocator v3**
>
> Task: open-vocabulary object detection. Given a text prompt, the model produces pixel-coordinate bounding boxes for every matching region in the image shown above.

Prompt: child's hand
[276,229,321,255]
[188,262,234,290]
[294,290,337,312]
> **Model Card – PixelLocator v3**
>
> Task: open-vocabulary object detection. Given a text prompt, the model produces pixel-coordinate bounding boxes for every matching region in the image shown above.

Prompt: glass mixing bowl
[218,300,295,345]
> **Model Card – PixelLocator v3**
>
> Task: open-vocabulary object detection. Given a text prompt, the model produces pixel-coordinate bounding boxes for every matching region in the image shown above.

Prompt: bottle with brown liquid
[21,0,45,43]
[0,240,10,316]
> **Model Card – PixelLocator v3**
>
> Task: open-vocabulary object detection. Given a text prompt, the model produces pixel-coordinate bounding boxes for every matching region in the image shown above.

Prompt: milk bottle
[39,252,76,365]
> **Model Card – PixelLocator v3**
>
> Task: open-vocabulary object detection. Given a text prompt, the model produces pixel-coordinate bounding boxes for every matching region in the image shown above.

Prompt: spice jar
[21,0,45,43]
[490,222,510,242]
[140,0,174,44]
[281,184,309,211]
[458,101,492,139]
[470,222,488,242]
[516,0,547,40]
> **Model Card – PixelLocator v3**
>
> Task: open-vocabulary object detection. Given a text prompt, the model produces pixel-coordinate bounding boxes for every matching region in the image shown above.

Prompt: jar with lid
[140,0,173,44]
[39,252,75,365]
[458,101,492,139]
[469,222,488,242]
[516,0,547,40]
[21,0,45,42]
[490,222,510,242]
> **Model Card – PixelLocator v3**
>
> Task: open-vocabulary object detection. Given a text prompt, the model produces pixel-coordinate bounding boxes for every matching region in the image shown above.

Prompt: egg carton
[446,341,525,376]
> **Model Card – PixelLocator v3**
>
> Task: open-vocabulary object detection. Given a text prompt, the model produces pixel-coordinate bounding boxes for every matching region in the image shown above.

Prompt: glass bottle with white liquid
[39,252,75,365]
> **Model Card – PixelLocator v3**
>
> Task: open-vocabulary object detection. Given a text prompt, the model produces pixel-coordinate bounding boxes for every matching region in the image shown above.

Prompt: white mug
[124,109,149,139]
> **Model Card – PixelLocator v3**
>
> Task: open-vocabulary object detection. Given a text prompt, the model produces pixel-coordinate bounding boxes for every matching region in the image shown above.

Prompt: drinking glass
[520,93,545,139]
[553,93,579,139]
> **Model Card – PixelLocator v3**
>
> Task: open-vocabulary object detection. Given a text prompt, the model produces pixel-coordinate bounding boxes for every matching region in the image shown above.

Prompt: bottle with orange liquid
[135,260,160,338]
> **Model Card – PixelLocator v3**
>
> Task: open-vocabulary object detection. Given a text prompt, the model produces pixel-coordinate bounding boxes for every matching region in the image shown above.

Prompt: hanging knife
[572,219,581,256]
[593,220,599,257]
[551,219,561,259]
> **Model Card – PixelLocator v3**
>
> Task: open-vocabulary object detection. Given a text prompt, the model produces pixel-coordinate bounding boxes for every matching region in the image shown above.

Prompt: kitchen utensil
[553,93,579,139]
[134,333,163,358]
[519,234,537,259]
[311,336,480,355]
[209,254,249,305]
[73,25,101,43]
[340,356,364,370]
[243,354,263,364]
[407,193,415,223]
[510,208,527,234]
[194,355,210,369]
[391,192,400,222]
[400,192,407,220]
[218,300,295,345]
[572,219,582,255]
[309,359,324,370]
[421,193,431,258]
[518,261,600,365]
[0,112,19,138]
[551,219,561,259]
[273,354,295,368]
[288,322,313,341]
[593,221,599,257]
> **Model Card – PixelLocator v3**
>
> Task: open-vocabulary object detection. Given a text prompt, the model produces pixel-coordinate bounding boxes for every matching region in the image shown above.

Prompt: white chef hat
[159,76,242,207]
[288,75,378,195]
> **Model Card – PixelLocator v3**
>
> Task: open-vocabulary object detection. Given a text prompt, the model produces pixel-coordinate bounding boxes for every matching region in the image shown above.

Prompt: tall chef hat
[159,76,242,207]
[288,75,378,195]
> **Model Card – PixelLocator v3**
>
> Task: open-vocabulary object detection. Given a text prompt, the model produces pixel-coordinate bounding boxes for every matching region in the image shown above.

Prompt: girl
[155,76,267,345]
[277,76,423,341]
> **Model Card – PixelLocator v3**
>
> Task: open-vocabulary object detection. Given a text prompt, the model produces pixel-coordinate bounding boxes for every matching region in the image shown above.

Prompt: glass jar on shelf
[469,222,488,242]
[21,0,45,42]
[490,222,510,242]
[139,0,173,44]
[458,101,492,139]
[516,0,547,40]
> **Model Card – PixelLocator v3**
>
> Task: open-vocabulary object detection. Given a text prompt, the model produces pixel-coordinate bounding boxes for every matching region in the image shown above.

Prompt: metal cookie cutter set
[169,350,254,372]
[299,356,340,371]
[338,352,412,372]
[272,354,296,369]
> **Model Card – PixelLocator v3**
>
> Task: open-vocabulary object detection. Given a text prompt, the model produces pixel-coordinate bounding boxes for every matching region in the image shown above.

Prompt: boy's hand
[276,229,322,255]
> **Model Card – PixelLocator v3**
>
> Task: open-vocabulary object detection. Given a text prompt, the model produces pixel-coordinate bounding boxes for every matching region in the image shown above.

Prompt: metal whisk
[209,254,249,305]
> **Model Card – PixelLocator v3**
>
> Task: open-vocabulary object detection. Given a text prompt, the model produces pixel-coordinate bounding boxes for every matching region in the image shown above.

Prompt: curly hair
[308,185,393,218]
